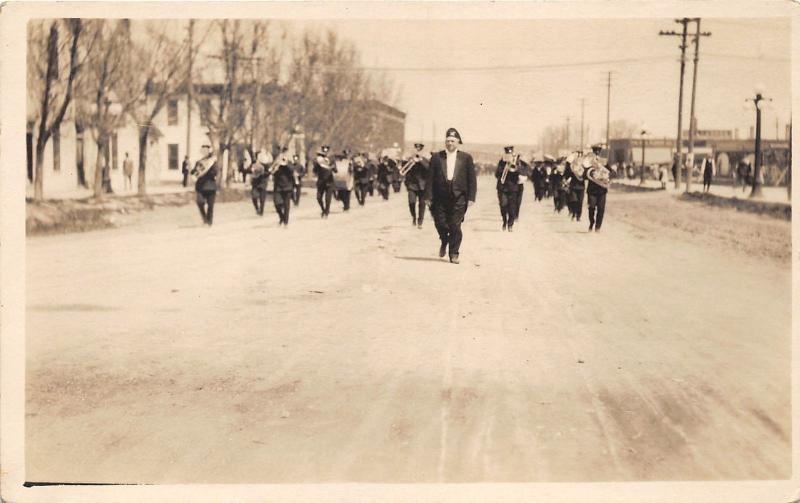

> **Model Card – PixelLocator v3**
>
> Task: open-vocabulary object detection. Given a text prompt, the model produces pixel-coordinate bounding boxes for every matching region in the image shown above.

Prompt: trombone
[500,154,518,184]
[398,154,420,176]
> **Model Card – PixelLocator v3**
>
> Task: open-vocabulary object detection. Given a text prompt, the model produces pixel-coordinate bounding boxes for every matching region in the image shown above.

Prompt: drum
[333,159,354,191]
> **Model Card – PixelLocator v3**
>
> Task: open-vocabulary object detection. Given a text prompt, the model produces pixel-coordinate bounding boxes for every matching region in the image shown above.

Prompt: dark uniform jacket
[354,164,370,184]
[377,161,392,185]
[313,155,335,188]
[250,163,268,190]
[292,161,306,179]
[194,159,219,192]
[404,157,429,192]
[425,150,477,203]
[273,164,295,192]
[564,165,584,190]
[495,160,521,192]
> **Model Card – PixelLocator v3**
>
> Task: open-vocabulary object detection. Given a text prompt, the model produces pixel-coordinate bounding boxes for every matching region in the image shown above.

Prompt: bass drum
[333,159,354,191]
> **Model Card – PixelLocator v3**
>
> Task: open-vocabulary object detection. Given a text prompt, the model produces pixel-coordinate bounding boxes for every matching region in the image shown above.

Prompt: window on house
[168,144,179,170]
[168,99,179,126]
[52,128,61,171]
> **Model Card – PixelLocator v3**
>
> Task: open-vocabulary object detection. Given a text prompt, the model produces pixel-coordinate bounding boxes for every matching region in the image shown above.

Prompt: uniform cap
[445,127,463,144]
[504,146,514,154]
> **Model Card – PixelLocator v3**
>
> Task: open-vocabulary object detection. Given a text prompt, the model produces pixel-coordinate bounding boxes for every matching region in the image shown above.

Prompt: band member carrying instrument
[353,153,371,206]
[495,146,521,231]
[291,154,306,206]
[551,158,567,213]
[365,153,377,197]
[333,149,355,211]
[585,144,611,232]
[403,142,430,228]
[425,127,476,264]
[191,144,219,226]
[377,155,392,200]
[313,145,336,218]
[270,151,295,226]
[390,155,402,193]
[249,150,271,216]
[563,150,586,222]
[514,155,530,222]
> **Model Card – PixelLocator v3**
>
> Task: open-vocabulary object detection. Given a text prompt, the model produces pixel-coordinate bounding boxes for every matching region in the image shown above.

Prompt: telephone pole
[660,18,690,189]
[186,19,194,163]
[685,18,711,194]
[605,72,612,151]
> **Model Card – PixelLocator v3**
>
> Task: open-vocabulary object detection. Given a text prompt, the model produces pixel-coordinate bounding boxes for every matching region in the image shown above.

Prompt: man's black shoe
[439,242,447,258]
[449,255,459,264]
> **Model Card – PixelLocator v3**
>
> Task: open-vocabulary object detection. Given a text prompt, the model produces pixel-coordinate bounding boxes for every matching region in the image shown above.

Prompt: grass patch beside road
[26,189,251,236]
[612,192,791,264]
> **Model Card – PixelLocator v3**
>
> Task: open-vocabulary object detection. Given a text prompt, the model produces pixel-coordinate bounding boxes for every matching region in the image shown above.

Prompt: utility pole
[186,19,194,164]
[685,18,711,194]
[660,18,690,189]
[605,72,611,152]
[580,98,585,150]
[747,89,771,198]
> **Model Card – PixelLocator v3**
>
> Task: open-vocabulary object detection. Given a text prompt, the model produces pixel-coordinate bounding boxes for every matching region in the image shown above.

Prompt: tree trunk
[93,136,106,199]
[226,143,235,188]
[33,139,46,201]
[137,129,148,196]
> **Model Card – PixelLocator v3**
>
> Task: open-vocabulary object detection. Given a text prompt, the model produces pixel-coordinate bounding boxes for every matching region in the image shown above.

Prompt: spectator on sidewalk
[702,158,714,193]
[181,156,190,187]
[123,152,134,190]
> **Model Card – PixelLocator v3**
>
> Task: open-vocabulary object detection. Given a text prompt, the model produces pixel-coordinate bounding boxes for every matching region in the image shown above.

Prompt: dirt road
[26,176,791,483]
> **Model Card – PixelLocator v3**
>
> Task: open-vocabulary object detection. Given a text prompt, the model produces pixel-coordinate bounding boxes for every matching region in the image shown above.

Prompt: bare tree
[609,119,639,139]
[27,19,83,200]
[118,21,193,195]
[77,19,138,199]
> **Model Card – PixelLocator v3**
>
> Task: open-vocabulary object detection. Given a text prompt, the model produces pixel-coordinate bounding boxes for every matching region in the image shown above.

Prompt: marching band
[192,130,615,256]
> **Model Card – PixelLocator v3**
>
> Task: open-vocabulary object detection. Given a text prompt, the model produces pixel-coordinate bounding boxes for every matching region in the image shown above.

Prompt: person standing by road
[181,155,190,187]
[425,127,477,264]
[122,152,134,190]
[703,157,714,193]
[191,144,219,226]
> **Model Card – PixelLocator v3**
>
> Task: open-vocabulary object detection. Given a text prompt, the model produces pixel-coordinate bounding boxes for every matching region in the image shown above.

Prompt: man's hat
[445,127,463,144]
[256,150,270,165]
[414,142,424,150]
[201,144,213,152]
[543,154,555,163]
[318,145,330,154]
[591,143,604,152]
[504,146,514,154]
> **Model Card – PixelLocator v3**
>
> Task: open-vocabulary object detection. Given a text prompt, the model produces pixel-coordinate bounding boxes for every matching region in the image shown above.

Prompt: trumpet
[398,154,420,176]
[500,154,518,184]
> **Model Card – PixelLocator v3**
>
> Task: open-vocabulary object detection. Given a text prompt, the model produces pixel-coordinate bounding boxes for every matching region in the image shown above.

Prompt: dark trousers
[274,190,292,224]
[587,192,607,230]
[337,189,352,211]
[378,183,390,200]
[251,187,267,215]
[499,190,518,227]
[182,172,189,187]
[432,192,468,257]
[392,180,402,193]
[317,186,333,215]
[292,181,302,205]
[571,187,585,220]
[368,180,375,196]
[408,189,426,223]
[355,183,368,205]
[703,174,712,192]
[515,184,524,220]
[196,190,216,225]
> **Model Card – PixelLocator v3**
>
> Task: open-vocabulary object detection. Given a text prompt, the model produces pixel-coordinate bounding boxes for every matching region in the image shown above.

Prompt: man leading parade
[425,127,476,264]
[402,142,429,228]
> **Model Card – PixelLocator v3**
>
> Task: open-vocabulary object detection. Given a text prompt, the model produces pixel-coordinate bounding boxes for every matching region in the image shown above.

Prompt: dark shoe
[508,226,513,232]
[449,255,459,264]
[588,223,594,231]
[439,242,447,258]
[417,223,423,229]
[502,223,507,231]
[595,227,601,232]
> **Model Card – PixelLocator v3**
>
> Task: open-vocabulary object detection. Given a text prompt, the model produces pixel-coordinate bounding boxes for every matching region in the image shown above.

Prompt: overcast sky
[282,17,790,147]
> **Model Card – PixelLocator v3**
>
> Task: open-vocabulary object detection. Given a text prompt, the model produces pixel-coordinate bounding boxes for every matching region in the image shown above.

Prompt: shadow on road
[394,256,445,263]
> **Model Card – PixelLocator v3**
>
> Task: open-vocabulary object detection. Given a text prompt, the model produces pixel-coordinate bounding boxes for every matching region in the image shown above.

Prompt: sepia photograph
[1,1,798,502]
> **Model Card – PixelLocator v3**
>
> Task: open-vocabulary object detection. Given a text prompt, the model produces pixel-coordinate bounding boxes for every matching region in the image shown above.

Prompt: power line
[319,55,676,74]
